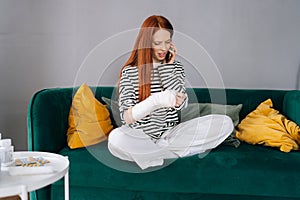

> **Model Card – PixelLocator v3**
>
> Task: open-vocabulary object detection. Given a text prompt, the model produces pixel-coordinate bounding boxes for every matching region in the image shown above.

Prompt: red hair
[120,15,174,101]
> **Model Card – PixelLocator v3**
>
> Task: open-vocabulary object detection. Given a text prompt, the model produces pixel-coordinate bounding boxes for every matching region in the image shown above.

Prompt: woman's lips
[158,52,166,58]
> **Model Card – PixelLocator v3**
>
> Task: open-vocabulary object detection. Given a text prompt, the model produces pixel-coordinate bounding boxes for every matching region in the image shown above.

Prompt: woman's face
[152,29,172,63]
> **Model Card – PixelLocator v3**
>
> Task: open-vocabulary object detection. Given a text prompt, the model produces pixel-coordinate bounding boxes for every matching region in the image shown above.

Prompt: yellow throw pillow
[67,83,113,149]
[236,99,300,152]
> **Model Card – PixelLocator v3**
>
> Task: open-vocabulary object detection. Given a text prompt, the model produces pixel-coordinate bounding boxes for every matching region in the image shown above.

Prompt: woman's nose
[161,42,168,50]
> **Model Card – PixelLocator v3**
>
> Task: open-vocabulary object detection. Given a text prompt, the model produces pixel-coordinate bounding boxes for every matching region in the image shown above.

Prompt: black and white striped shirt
[119,61,187,140]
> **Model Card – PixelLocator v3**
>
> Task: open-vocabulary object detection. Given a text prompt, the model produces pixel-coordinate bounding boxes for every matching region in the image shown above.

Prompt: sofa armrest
[27,88,74,153]
[283,90,300,125]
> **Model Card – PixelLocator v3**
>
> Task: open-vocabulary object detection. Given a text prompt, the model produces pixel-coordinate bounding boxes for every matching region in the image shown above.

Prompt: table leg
[20,185,27,200]
[64,170,69,200]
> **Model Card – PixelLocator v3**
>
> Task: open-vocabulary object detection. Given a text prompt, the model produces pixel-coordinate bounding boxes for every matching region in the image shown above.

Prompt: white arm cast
[131,90,176,121]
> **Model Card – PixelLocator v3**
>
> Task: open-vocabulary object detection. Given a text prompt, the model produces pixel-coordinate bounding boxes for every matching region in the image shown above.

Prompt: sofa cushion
[67,83,113,149]
[180,103,243,147]
[236,99,300,152]
[180,103,242,125]
[51,184,300,200]
[102,97,122,127]
[56,141,300,198]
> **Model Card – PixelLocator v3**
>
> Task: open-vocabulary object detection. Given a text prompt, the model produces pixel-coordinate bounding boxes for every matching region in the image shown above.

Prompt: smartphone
[165,50,172,63]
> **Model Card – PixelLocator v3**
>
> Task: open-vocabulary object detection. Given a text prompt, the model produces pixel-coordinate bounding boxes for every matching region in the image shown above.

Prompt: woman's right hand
[166,42,178,64]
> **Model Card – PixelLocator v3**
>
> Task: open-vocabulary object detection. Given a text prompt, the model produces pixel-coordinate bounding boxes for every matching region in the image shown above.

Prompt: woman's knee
[205,114,234,132]
[220,114,234,127]
[208,114,232,123]
[108,128,123,147]
[215,114,234,134]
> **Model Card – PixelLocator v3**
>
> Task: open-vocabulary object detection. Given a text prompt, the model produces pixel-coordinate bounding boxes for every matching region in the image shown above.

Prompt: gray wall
[1,0,300,150]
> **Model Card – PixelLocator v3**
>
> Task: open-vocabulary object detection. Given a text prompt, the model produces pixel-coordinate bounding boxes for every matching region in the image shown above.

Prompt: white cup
[0,139,12,147]
[0,139,13,166]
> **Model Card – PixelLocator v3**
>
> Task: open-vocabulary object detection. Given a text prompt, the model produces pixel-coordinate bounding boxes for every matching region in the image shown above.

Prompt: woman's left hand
[175,92,187,107]
[124,107,135,124]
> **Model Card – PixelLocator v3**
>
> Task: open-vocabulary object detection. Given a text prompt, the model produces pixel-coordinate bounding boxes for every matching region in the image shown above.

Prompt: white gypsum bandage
[131,90,176,121]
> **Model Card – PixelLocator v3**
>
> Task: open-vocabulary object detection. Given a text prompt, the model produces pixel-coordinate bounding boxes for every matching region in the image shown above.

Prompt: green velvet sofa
[27,86,300,200]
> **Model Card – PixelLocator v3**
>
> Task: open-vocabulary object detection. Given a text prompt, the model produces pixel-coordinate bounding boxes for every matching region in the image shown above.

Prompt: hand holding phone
[166,42,177,64]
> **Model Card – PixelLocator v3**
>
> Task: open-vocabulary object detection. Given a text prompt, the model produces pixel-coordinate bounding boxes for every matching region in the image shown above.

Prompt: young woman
[108,15,233,170]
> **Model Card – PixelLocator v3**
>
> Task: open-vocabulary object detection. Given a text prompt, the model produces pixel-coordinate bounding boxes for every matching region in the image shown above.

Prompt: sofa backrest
[186,88,288,120]
[27,86,290,153]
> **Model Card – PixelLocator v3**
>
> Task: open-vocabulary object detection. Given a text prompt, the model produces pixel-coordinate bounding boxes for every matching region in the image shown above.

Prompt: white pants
[108,114,234,170]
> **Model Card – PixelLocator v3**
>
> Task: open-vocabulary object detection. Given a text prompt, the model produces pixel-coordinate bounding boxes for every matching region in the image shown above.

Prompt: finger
[124,107,135,124]
[169,49,176,58]
[169,47,177,54]
[168,48,176,64]
[176,96,183,106]
[176,92,186,99]
[175,98,181,106]
[170,43,178,53]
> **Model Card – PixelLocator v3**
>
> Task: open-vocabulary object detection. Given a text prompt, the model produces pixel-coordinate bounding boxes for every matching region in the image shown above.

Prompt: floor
[0,196,23,200]
[0,197,21,200]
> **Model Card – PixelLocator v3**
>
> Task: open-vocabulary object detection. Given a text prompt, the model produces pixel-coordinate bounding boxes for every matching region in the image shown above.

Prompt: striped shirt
[119,60,187,140]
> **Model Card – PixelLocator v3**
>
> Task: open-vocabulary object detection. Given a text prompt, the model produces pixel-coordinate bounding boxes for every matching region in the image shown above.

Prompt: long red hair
[120,15,174,101]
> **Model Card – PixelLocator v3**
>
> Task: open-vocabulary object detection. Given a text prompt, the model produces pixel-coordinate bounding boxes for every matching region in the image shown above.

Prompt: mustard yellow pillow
[67,83,113,149]
[236,99,300,152]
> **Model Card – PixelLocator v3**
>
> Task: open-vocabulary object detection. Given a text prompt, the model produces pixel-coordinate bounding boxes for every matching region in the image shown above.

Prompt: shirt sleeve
[118,68,137,123]
[157,61,188,110]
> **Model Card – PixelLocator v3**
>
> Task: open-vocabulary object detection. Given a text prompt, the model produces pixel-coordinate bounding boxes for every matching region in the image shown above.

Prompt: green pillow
[180,103,242,126]
[180,103,243,147]
[101,97,122,128]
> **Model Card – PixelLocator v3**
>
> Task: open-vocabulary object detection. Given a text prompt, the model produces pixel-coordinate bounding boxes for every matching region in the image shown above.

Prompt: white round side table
[0,151,69,200]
